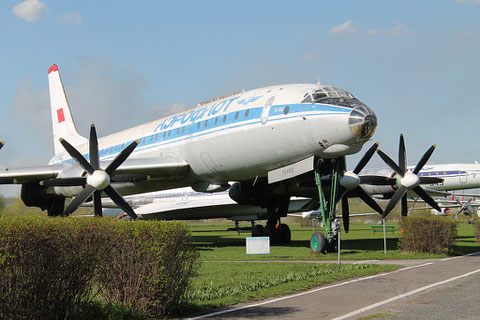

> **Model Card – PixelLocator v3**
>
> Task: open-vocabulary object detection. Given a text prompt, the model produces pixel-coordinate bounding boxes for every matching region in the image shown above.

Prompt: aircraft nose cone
[349,105,377,140]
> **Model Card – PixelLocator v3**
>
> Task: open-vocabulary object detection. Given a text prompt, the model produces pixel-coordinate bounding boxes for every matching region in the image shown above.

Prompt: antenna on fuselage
[316,76,321,85]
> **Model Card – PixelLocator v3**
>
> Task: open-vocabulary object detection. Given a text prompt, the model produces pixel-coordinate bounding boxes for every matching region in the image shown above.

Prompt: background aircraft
[0,64,381,252]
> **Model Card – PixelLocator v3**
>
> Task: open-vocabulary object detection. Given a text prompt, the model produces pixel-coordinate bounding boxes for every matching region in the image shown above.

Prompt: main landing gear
[251,196,292,244]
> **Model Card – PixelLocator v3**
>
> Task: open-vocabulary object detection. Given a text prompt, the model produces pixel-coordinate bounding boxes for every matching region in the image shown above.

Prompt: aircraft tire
[264,224,281,244]
[252,224,265,237]
[280,223,291,244]
[310,232,327,254]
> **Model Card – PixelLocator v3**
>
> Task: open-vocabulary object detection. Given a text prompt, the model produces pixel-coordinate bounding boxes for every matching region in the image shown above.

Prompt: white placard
[246,237,270,255]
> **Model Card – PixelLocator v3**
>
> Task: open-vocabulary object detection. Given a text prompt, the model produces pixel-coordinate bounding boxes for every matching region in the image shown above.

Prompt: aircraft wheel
[252,224,265,237]
[280,223,291,244]
[265,224,281,244]
[310,232,327,254]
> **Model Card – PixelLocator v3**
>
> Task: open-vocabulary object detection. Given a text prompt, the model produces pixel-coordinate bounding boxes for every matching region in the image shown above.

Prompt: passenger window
[284,106,290,115]
[163,132,166,139]
[168,130,171,137]
[182,126,185,133]
[245,109,249,117]
[204,120,208,127]
[235,112,239,120]
[197,123,200,130]
[215,117,218,125]
[223,115,227,123]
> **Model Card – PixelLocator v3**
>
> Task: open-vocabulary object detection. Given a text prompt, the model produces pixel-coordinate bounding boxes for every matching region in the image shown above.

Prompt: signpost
[246,237,270,255]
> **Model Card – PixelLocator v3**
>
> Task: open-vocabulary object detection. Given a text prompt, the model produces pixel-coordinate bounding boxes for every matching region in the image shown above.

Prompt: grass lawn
[178,220,479,316]
[183,262,399,316]
[191,221,480,261]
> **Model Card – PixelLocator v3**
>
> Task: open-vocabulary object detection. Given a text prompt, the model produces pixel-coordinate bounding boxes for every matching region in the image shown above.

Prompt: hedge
[399,216,457,254]
[0,217,199,319]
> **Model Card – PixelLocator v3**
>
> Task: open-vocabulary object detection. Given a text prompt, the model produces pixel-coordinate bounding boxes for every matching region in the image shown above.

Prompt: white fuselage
[50,84,374,197]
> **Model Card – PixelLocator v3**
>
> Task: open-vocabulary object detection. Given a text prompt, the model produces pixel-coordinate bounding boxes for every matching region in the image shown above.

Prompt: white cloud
[152,103,189,117]
[12,0,47,23]
[301,53,316,62]
[330,21,358,34]
[57,12,83,25]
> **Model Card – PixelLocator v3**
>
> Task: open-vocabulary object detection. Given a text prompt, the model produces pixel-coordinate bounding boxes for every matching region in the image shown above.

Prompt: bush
[96,221,199,318]
[399,216,457,254]
[0,217,199,319]
[0,217,111,319]
[474,221,480,243]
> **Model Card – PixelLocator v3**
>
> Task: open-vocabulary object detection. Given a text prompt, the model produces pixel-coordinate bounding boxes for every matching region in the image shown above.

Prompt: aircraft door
[261,96,275,124]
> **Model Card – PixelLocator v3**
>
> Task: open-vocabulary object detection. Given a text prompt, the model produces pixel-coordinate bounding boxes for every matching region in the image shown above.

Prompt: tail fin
[48,64,87,155]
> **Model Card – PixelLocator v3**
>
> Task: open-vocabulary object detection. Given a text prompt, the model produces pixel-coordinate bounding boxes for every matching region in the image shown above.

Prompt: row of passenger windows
[99,109,252,156]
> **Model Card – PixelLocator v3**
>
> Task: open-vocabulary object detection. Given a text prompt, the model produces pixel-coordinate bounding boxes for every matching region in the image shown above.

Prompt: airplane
[0,64,384,254]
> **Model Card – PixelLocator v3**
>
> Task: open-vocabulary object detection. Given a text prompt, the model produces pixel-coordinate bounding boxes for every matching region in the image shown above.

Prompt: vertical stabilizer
[48,64,87,155]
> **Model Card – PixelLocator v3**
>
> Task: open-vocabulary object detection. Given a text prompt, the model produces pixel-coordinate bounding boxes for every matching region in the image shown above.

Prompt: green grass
[183,262,399,316]
[191,221,480,261]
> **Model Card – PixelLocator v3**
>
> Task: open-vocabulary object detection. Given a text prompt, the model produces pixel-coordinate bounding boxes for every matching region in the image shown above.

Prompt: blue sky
[1,0,480,196]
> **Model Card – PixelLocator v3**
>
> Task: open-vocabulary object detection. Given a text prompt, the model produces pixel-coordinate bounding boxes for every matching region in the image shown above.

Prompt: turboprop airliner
[0,64,382,252]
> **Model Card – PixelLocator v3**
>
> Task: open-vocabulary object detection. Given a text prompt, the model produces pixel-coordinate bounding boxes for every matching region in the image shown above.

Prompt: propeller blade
[419,176,443,184]
[60,138,95,174]
[40,177,86,187]
[413,145,436,174]
[360,175,396,185]
[63,185,96,216]
[105,140,139,175]
[383,185,408,218]
[399,134,406,173]
[104,185,137,219]
[413,186,441,211]
[401,194,408,217]
[89,124,100,170]
[93,190,102,217]
[353,142,379,174]
[0,141,4,150]
[0,178,16,184]
[355,186,384,214]
[336,185,347,204]
[377,149,405,176]
[341,196,350,233]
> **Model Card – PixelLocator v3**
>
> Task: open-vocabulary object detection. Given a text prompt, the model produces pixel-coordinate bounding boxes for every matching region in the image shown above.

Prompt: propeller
[335,142,385,233]
[41,124,139,219]
[376,134,441,218]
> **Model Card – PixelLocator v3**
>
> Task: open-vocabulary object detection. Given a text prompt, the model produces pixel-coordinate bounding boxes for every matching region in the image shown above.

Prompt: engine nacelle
[51,163,86,197]
[431,208,451,216]
[229,181,268,207]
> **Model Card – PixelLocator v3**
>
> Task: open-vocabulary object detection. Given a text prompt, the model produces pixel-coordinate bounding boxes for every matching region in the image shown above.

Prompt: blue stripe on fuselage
[58,103,350,164]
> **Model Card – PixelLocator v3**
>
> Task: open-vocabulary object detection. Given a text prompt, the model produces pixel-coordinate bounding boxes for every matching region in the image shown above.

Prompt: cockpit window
[302,87,361,108]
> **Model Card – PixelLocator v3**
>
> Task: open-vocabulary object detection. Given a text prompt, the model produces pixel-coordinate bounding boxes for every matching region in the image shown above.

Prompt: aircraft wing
[0,156,189,184]
[0,165,64,183]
